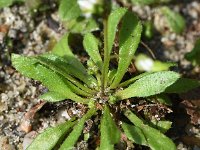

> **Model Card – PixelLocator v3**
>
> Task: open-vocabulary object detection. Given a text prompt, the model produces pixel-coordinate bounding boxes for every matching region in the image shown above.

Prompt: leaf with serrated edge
[83,33,102,70]
[12,54,89,104]
[59,108,96,150]
[124,109,176,150]
[27,119,76,150]
[111,12,142,88]
[100,105,120,150]
[115,71,180,100]
[58,0,81,21]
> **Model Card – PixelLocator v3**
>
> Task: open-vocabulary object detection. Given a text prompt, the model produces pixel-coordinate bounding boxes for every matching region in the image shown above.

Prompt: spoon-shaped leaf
[12,54,89,104]
[115,71,180,100]
[27,119,76,150]
[124,109,176,150]
[99,105,120,150]
[102,8,127,88]
[83,33,103,70]
[59,107,96,150]
[111,12,142,88]
[106,8,127,55]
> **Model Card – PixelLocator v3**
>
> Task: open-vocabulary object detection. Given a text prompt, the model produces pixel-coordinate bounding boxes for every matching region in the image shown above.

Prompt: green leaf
[102,8,127,88]
[150,120,172,133]
[185,38,200,66]
[123,110,143,127]
[27,119,76,150]
[115,71,180,100]
[108,69,117,85]
[59,108,96,150]
[155,94,172,106]
[52,34,97,89]
[39,91,68,102]
[52,34,87,74]
[0,0,25,8]
[110,12,142,88]
[141,125,176,150]
[161,7,185,34]
[100,105,120,150]
[83,33,102,70]
[130,0,170,5]
[165,78,200,93]
[37,53,97,89]
[66,18,99,34]
[122,123,148,146]
[12,54,89,104]
[124,109,176,150]
[107,8,127,55]
[119,72,152,87]
[58,0,81,21]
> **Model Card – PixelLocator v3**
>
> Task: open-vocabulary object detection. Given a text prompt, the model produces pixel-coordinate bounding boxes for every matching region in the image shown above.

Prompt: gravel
[0,1,200,149]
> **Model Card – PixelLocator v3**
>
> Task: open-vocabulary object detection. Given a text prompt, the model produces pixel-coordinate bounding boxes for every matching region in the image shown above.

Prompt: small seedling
[12,8,200,150]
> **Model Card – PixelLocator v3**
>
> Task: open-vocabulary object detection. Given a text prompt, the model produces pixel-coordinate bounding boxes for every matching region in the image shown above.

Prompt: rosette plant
[12,8,200,150]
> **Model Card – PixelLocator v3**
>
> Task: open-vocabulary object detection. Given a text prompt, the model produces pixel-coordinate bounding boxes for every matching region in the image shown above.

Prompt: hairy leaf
[165,78,200,93]
[83,33,102,70]
[39,91,68,102]
[102,8,127,87]
[185,38,200,66]
[141,124,176,150]
[124,109,176,150]
[27,119,76,150]
[37,53,97,89]
[100,105,120,150]
[111,11,142,88]
[119,72,152,87]
[115,71,180,100]
[122,123,147,146]
[161,7,185,34]
[58,0,81,21]
[59,108,96,150]
[12,54,89,104]
[107,8,127,55]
